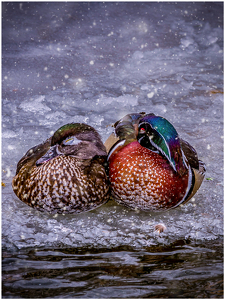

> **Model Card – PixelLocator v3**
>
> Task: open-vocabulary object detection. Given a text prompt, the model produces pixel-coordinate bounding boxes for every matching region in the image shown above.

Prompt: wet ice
[2,2,223,250]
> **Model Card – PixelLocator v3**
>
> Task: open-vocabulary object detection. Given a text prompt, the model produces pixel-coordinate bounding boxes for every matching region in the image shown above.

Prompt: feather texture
[12,123,109,214]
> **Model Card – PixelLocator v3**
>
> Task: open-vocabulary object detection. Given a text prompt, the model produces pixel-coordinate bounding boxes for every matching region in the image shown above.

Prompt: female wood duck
[105,113,206,212]
[12,123,110,214]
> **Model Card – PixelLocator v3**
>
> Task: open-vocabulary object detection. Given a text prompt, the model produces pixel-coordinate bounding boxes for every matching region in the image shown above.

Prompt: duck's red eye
[140,128,145,133]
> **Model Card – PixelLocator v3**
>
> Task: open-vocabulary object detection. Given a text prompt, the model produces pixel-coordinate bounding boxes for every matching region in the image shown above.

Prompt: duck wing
[16,138,51,175]
[180,138,200,170]
[180,138,206,203]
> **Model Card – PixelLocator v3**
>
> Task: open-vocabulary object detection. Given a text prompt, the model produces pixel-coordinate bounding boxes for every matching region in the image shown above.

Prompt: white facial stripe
[107,139,126,161]
[173,162,193,208]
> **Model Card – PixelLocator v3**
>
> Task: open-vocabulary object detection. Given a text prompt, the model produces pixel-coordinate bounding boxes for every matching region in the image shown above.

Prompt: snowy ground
[2,2,223,250]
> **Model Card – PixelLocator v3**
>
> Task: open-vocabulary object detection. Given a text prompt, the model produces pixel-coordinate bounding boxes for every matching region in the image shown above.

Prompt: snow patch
[19,96,51,114]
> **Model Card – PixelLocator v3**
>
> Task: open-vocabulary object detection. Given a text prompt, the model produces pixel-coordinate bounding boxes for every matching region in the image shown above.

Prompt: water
[2,2,223,298]
[2,240,223,298]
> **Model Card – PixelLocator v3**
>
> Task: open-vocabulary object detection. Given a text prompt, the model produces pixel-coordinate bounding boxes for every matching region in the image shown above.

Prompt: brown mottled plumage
[12,123,109,214]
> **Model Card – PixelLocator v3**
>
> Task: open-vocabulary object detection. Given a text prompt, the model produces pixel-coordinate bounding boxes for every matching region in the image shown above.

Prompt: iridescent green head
[137,114,188,175]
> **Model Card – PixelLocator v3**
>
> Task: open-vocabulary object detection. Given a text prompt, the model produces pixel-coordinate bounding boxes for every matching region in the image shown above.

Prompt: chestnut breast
[108,141,189,211]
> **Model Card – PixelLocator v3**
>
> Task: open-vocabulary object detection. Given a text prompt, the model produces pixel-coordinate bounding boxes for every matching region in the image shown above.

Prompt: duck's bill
[36,145,60,166]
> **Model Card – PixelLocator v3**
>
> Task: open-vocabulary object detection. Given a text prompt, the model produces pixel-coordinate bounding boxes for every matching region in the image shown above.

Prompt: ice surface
[2,2,223,250]
[19,95,51,114]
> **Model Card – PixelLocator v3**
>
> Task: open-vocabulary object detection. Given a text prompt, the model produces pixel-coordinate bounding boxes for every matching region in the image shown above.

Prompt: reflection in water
[2,239,223,298]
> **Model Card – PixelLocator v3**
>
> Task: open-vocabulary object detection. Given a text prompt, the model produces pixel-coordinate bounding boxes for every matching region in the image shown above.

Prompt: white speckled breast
[12,155,109,214]
[108,141,189,211]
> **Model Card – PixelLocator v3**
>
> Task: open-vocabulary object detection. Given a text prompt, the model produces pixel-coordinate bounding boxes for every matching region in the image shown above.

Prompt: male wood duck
[105,113,206,212]
[12,123,110,214]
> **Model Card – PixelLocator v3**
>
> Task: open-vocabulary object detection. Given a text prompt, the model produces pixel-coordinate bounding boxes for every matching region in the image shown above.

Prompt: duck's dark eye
[139,128,146,134]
